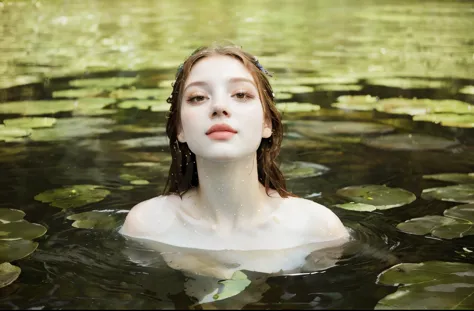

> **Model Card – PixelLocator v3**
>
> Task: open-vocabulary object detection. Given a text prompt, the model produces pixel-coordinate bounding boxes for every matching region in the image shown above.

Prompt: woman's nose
[209,94,231,118]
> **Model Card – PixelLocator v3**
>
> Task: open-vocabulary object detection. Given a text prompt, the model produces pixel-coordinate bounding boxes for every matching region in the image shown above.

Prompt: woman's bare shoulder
[119,195,181,238]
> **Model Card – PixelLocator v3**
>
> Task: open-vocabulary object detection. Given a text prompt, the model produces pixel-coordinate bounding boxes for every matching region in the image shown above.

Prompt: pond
[1,0,474,309]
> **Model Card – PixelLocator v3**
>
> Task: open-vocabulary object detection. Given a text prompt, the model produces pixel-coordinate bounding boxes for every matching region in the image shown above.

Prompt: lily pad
[130,179,150,185]
[3,117,56,129]
[212,271,251,302]
[460,85,474,95]
[413,113,474,128]
[334,202,377,212]
[376,98,474,116]
[362,134,459,151]
[276,102,320,113]
[288,120,394,136]
[118,100,170,112]
[423,173,474,184]
[113,124,165,134]
[0,208,25,223]
[272,85,314,94]
[336,185,416,209]
[397,215,459,236]
[280,161,329,180]
[421,184,474,204]
[110,88,170,100]
[0,125,32,142]
[331,95,378,111]
[0,98,115,116]
[368,78,447,89]
[274,92,293,100]
[0,239,38,262]
[34,185,111,209]
[67,210,125,230]
[314,84,363,92]
[117,136,169,149]
[375,261,474,309]
[69,77,137,88]
[0,263,21,289]
[0,220,47,240]
[30,117,115,141]
[52,88,104,98]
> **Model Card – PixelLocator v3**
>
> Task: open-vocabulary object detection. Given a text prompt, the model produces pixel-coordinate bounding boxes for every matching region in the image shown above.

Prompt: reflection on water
[1,0,474,309]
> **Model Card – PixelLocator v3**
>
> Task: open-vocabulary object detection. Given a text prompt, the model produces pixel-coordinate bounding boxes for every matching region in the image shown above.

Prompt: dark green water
[1,0,473,309]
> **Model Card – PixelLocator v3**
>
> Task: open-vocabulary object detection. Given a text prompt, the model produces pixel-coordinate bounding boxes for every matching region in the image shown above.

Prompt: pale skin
[120,55,349,252]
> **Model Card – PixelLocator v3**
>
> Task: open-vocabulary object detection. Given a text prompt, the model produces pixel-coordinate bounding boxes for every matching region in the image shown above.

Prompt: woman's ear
[177,129,186,143]
[262,122,272,138]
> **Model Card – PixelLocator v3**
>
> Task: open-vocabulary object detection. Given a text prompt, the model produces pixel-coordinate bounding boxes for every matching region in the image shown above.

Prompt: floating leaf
[274,92,292,100]
[130,179,150,185]
[460,85,474,95]
[67,210,124,230]
[423,173,474,184]
[421,184,474,204]
[272,85,314,94]
[117,136,169,149]
[119,186,134,191]
[69,77,137,88]
[117,100,170,112]
[0,239,38,262]
[368,78,447,89]
[362,134,459,151]
[314,84,362,91]
[331,95,378,111]
[375,261,474,309]
[30,117,114,141]
[397,204,474,239]
[272,76,358,86]
[212,271,251,302]
[0,208,25,222]
[413,113,474,128]
[34,185,111,209]
[376,98,473,116]
[276,102,320,113]
[110,88,170,100]
[334,202,377,212]
[0,98,115,116]
[3,117,56,129]
[0,263,21,289]
[73,109,118,116]
[280,161,329,180]
[0,125,32,142]
[336,185,416,209]
[113,124,165,134]
[52,88,104,98]
[288,120,394,136]
[0,220,47,240]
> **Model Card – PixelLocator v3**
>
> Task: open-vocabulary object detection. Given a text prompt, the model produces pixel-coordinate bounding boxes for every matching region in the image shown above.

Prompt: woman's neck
[191,154,274,233]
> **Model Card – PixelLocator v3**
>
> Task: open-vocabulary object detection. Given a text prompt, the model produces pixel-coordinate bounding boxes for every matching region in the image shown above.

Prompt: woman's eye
[188,95,206,103]
[233,92,253,100]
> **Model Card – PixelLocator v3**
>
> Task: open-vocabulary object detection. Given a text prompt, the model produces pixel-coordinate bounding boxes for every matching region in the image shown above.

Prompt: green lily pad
[376,98,474,116]
[52,88,104,98]
[336,185,416,209]
[274,92,293,100]
[280,161,329,180]
[113,124,165,134]
[334,202,377,212]
[413,113,474,128]
[34,185,111,209]
[0,239,38,262]
[375,261,474,309]
[331,95,379,111]
[397,215,459,236]
[118,100,170,112]
[288,120,394,136]
[0,125,32,142]
[362,134,460,151]
[67,210,125,230]
[130,179,150,185]
[30,117,114,141]
[460,85,474,95]
[314,84,363,91]
[69,77,137,88]
[423,173,474,184]
[157,79,175,88]
[117,136,169,149]
[421,184,474,204]
[0,208,25,223]
[272,76,358,86]
[73,108,118,116]
[0,98,115,116]
[272,85,314,94]
[123,162,162,167]
[119,186,134,191]
[3,117,56,129]
[212,271,251,302]
[0,220,47,240]
[368,78,447,89]
[276,102,320,113]
[110,88,170,100]
[0,263,21,289]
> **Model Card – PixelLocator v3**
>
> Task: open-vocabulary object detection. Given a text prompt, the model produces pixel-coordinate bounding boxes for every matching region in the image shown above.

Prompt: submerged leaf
[34,185,111,209]
[280,161,329,179]
[336,185,416,209]
[0,263,21,289]
[0,239,38,262]
[67,211,125,230]
[362,134,459,151]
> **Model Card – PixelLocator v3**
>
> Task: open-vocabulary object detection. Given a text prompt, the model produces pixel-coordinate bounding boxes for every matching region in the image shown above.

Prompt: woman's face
[178,55,271,161]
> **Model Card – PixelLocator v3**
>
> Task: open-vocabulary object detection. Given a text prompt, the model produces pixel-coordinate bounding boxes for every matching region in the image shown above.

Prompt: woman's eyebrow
[228,77,257,88]
[183,77,257,92]
[183,81,209,93]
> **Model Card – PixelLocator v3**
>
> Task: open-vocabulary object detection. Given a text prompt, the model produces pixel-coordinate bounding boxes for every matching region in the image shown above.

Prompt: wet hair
[163,44,296,198]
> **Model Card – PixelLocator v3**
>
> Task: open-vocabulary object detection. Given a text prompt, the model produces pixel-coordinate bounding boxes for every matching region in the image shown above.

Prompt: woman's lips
[206,123,237,140]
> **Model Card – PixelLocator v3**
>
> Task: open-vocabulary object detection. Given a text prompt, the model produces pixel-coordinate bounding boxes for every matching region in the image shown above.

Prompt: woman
[120,44,349,251]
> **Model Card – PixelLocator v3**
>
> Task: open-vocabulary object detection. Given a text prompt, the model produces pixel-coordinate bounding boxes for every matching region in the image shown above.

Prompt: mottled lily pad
[0,208,25,223]
[362,134,459,151]
[0,98,115,116]
[274,92,292,100]
[117,136,169,149]
[118,100,170,112]
[276,102,320,113]
[3,117,56,129]
[212,271,251,302]
[280,161,329,180]
[130,180,150,185]
[113,125,165,134]
[52,88,104,98]
[0,220,47,240]
[289,120,394,136]
[34,185,111,209]
[397,204,474,239]
[460,85,474,95]
[67,210,125,230]
[30,117,115,141]
[421,184,474,204]
[336,185,416,209]
[331,95,379,111]
[334,202,377,212]
[272,85,314,94]
[0,263,21,289]
[423,173,474,184]
[376,98,473,116]
[368,78,447,89]
[314,84,363,91]
[375,261,474,309]
[69,77,137,88]
[110,88,170,100]
[0,239,38,262]
[0,125,32,142]
[272,77,358,86]
[413,113,474,128]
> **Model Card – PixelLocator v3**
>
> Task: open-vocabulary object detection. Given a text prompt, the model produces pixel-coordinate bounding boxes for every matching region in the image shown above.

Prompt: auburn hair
[163,44,296,198]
